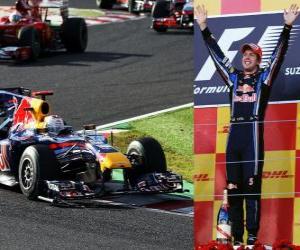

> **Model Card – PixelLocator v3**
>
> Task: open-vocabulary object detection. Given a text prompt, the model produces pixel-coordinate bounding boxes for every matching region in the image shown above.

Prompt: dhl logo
[262,170,294,179]
[193,174,214,182]
[218,125,229,134]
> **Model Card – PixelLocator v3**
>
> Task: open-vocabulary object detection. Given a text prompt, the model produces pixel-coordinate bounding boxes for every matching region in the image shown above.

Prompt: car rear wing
[0,87,31,96]
[39,0,69,19]
[39,0,68,8]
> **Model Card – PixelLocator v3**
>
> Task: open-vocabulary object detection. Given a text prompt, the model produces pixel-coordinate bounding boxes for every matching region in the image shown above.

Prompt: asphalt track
[0,0,193,130]
[0,0,193,249]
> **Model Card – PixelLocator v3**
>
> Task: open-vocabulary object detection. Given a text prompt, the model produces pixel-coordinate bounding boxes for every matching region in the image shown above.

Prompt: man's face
[242,49,260,73]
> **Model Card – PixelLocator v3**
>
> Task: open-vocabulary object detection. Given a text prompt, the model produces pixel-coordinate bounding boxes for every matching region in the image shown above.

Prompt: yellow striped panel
[261,0,300,11]
[194,0,221,15]
[216,106,230,154]
[293,198,300,244]
[297,103,300,150]
[262,150,295,199]
[194,154,216,201]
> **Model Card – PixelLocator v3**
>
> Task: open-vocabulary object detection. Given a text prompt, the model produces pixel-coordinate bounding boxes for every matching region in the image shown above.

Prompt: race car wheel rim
[21,159,34,190]
[129,150,144,166]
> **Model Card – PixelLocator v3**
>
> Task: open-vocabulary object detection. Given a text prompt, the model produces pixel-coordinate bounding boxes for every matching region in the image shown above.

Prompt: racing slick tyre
[153,26,168,33]
[18,145,59,200]
[18,27,41,61]
[125,137,167,187]
[96,0,114,9]
[151,0,171,18]
[61,18,88,53]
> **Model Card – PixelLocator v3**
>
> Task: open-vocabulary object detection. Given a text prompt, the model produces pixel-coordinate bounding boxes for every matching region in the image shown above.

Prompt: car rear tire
[18,26,41,60]
[18,145,59,200]
[153,26,168,32]
[96,0,114,9]
[151,0,171,18]
[61,18,88,53]
[125,137,167,187]
[151,0,170,32]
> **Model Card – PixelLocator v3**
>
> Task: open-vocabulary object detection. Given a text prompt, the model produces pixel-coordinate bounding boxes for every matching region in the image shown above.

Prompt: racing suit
[15,0,31,16]
[201,24,291,240]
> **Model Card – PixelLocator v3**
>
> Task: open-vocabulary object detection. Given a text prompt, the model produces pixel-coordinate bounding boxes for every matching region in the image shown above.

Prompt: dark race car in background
[0,0,87,61]
[151,0,193,32]
[96,0,154,14]
[0,87,183,203]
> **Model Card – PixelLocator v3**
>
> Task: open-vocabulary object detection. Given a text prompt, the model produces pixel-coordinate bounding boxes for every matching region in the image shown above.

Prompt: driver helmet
[45,115,65,134]
[9,11,22,23]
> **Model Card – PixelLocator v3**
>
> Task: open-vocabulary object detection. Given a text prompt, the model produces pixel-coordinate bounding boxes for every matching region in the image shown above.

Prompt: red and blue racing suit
[201,24,291,240]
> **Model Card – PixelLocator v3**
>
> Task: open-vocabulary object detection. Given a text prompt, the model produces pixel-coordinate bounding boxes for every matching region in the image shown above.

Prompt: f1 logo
[196,27,255,81]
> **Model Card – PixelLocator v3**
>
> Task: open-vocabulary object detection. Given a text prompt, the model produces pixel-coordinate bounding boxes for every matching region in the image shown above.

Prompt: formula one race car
[0,0,87,61]
[0,87,183,202]
[151,0,193,32]
[96,0,154,14]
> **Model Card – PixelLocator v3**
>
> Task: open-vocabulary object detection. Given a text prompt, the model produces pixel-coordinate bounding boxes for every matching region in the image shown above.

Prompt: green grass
[107,107,193,183]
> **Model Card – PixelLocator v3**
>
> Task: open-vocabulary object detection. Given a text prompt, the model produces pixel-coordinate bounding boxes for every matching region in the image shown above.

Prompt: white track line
[96,103,193,130]
[94,199,193,216]
[144,207,194,217]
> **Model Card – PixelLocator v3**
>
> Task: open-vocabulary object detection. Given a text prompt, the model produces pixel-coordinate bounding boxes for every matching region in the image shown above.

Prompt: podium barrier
[194,103,300,245]
[194,0,300,246]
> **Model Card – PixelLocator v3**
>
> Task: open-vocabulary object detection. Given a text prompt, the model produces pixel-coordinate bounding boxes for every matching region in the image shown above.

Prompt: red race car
[0,0,87,61]
[151,0,193,32]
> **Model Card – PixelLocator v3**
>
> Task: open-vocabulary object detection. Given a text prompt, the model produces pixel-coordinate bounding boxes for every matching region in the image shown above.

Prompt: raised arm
[262,4,299,86]
[195,5,236,88]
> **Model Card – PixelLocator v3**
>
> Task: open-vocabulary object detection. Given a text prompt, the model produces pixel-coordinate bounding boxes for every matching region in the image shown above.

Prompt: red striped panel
[264,104,297,151]
[221,0,261,14]
[194,201,214,246]
[258,198,294,244]
[215,153,226,200]
[296,150,300,198]
[194,108,217,154]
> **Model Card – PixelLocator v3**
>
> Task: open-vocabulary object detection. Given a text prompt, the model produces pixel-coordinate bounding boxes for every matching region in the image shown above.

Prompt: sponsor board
[194,104,300,243]
[194,2,300,247]
[194,12,300,106]
[194,170,294,182]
